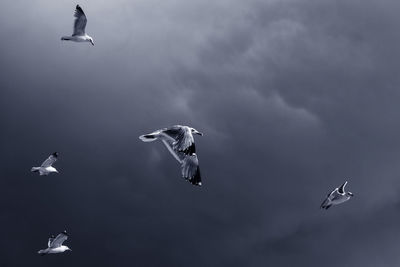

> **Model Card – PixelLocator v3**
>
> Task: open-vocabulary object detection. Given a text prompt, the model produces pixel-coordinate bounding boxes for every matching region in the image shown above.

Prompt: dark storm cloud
[1,0,400,266]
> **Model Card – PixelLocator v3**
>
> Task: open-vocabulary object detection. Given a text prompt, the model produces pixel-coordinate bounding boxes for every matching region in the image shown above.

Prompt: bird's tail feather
[31,167,40,172]
[38,250,47,255]
[139,134,158,142]
[61,36,71,41]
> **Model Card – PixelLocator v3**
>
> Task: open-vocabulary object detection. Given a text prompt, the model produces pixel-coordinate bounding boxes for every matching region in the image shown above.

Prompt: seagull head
[89,37,94,46]
[347,192,354,197]
[191,128,203,136]
[66,246,72,252]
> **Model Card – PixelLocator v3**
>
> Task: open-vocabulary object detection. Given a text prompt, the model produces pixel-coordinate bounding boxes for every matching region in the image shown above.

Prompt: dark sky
[1,0,400,266]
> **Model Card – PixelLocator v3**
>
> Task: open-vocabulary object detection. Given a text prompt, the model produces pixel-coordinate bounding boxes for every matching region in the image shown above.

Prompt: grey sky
[1,0,400,266]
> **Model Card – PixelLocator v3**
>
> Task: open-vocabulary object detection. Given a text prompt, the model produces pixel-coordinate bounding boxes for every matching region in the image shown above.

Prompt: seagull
[320,181,354,210]
[38,230,71,255]
[31,152,59,176]
[139,125,203,186]
[61,5,94,45]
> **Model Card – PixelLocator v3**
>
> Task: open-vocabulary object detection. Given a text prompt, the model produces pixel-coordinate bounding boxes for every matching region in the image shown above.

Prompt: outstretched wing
[73,5,87,36]
[181,154,201,186]
[338,181,348,194]
[162,126,195,155]
[49,231,68,248]
[41,152,58,168]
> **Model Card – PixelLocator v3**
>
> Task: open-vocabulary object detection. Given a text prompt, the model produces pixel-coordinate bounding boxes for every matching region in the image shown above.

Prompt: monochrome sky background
[1,0,400,266]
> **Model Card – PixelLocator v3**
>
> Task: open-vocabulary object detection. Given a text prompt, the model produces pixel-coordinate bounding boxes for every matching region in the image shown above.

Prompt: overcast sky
[1,0,400,266]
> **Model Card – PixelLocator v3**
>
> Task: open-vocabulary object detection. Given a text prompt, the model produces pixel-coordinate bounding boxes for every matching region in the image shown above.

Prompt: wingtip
[52,152,59,157]
[75,4,84,14]
[184,174,202,187]
[185,179,202,187]
[139,134,157,142]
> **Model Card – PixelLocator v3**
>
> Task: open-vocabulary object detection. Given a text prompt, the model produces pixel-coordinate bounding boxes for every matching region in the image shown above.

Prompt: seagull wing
[49,231,68,248]
[41,152,58,168]
[320,188,336,209]
[162,126,195,155]
[320,197,330,209]
[338,181,348,194]
[73,5,87,36]
[161,140,185,163]
[320,192,331,208]
[47,236,55,247]
[181,154,201,186]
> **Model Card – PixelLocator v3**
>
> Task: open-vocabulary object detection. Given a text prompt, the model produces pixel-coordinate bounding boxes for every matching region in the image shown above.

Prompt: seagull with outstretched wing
[38,231,71,255]
[320,181,354,210]
[61,5,94,45]
[31,152,59,176]
[139,125,203,186]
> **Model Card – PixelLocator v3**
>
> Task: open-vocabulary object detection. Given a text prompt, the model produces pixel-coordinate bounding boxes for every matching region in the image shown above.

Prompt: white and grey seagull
[31,152,59,176]
[320,181,354,210]
[139,125,203,186]
[38,230,71,255]
[61,5,94,45]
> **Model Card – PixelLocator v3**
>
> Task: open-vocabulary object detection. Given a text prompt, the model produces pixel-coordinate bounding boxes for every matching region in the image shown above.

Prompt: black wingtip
[75,5,84,14]
[63,230,68,235]
[185,167,202,187]
[338,181,348,194]
[52,152,59,157]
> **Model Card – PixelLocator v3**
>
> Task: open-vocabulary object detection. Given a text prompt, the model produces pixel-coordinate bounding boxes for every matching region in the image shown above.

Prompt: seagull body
[38,231,71,255]
[320,181,354,210]
[139,125,203,186]
[62,35,91,43]
[31,152,59,176]
[61,5,94,45]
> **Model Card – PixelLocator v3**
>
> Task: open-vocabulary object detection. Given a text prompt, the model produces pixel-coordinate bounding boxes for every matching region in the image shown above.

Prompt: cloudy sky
[1,0,400,266]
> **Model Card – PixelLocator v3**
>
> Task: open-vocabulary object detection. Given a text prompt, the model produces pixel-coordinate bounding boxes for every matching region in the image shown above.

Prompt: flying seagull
[139,125,203,186]
[320,181,354,210]
[38,230,71,255]
[61,5,94,45]
[31,152,59,176]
